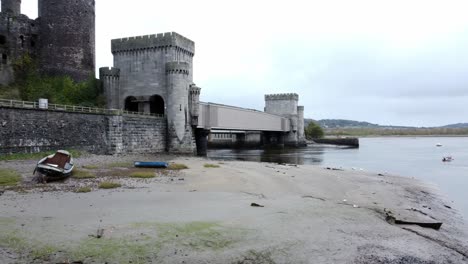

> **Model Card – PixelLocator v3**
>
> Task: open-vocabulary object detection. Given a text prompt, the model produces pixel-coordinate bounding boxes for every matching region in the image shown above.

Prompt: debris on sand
[251,203,264,207]
[385,211,442,230]
[89,228,105,238]
[325,167,344,171]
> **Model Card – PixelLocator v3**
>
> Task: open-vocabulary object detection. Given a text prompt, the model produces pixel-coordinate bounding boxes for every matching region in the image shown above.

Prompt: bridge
[197,102,290,132]
[192,94,306,155]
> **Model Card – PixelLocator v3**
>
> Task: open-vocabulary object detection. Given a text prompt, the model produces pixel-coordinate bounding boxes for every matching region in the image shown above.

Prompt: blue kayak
[134,161,169,168]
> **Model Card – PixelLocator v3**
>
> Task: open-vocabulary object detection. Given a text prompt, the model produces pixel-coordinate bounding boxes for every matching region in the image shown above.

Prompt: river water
[207,137,468,220]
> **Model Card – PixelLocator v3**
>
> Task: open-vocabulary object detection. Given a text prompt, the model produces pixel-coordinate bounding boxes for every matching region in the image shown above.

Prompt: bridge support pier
[195,128,210,156]
[235,133,246,148]
[262,131,285,149]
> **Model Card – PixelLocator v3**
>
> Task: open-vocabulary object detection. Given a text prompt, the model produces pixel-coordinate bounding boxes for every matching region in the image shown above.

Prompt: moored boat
[34,150,74,181]
[442,156,453,162]
[134,161,168,168]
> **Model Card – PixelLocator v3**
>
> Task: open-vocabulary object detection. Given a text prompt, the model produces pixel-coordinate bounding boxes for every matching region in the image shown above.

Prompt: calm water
[207,137,468,219]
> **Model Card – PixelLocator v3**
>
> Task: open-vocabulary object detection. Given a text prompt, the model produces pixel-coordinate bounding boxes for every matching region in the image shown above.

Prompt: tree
[305,121,324,139]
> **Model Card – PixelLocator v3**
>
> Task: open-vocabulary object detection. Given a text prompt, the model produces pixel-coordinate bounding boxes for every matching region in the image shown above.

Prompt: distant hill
[304,119,468,129]
[312,119,379,128]
[440,123,468,128]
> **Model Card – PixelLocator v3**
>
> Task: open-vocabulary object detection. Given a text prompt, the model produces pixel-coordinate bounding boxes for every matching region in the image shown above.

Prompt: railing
[0,99,165,118]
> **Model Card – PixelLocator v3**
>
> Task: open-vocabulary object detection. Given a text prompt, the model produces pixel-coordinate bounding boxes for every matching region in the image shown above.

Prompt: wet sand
[0,155,467,263]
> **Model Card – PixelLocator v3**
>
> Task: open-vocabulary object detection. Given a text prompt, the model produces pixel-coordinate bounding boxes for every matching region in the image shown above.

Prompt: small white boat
[436,143,442,147]
[34,150,74,181]
[442,156,453,162]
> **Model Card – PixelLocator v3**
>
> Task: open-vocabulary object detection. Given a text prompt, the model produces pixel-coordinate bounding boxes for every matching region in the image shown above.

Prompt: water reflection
[207,145,353,165]
[208,138,468,221]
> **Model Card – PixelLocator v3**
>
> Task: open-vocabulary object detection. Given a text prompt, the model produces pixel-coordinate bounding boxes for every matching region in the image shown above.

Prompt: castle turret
[38,0,95,82]
[297,105,306,146]
[166,61,194,153]
[1,0,21,15]
[99,67,120,109]
[189,84,201,126]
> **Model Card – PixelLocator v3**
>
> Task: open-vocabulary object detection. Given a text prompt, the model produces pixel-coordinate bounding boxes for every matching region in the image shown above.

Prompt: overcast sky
[18,0,468,126]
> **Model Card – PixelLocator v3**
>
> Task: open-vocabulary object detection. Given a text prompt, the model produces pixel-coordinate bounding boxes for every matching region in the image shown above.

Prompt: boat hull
[34,150,74,182]
[134,161,168,168]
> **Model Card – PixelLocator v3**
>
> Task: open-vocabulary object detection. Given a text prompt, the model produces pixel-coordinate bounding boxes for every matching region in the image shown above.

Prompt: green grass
[107,161,133,168]
[72,169,95,179]
[0,169,21,186]
[99,182,121,189]
[132,221,243,251]
[0,218,246,263]
[0,222,58,261]
[0,149,84,161]
[75,186,92,193]
[167,163,188,170]
[129,170,155,178]
[82,164,99,169]
[204,163,220,168]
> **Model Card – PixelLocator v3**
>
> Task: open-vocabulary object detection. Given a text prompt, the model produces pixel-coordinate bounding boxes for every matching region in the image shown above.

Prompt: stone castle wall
[38,0,95,81]
[0,11,39,84]
[0,107,166,155]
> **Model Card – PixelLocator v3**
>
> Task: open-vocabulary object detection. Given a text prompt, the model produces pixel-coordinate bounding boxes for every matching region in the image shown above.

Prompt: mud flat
[0,154,467,263]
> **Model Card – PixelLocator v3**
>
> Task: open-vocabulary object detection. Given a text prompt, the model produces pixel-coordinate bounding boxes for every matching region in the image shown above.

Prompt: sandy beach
[0,154,467,263]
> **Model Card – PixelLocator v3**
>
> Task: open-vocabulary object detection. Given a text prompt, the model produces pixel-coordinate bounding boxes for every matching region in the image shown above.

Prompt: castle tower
[1,0,21,15]
[38,0,95,82]
[297,105,306,145]
[99,67,120,109]
[166,61,194,153]
[105,32,196,153]
[265,93,302,147]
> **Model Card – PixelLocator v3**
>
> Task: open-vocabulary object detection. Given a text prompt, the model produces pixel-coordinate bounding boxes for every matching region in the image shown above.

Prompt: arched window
[19,35,24,48]
[149,95,165,115]
[2,54,7,64]
[124,96,139,112]
[0,35,6,45]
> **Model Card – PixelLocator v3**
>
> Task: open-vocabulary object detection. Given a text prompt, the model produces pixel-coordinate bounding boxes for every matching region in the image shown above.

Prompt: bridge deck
[197,102,290,132]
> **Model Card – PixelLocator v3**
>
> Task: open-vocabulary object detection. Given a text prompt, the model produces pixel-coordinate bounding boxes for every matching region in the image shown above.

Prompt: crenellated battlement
[111,32,195,55]
[166,61,190,75]
[265,93,299,101]
[297,105,304,111]
[189,84,201,95]
[99,67,120,78]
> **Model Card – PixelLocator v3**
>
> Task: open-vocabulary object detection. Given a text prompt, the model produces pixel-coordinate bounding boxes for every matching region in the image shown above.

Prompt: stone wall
[121,116,166,153]
[0,108,108,155]
[0,107,167,155]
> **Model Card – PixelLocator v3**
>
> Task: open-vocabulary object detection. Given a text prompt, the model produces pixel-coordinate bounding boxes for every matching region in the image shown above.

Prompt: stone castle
[0,0,95,84]
[0,0,306,155]
[100,32,200,153]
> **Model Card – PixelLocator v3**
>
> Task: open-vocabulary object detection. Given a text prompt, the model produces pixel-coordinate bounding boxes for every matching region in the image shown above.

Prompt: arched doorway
[124,96,139,112]
[149,95,165,115]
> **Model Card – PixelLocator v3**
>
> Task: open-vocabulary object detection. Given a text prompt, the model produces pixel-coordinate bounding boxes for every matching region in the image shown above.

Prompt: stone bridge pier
[195,128,210,156]
[261,131,286,148]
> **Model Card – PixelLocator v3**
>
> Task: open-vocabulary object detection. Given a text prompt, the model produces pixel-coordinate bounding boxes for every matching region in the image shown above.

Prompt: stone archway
[150,95,165,115]
[124,96,139,112]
